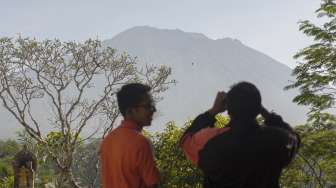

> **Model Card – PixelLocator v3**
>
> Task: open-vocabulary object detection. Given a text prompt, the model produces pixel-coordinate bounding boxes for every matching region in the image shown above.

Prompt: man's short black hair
[226,82,261,120]
[117,83,151,117]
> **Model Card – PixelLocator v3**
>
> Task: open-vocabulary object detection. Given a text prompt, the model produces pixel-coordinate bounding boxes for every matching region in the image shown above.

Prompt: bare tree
[0,37,174,187]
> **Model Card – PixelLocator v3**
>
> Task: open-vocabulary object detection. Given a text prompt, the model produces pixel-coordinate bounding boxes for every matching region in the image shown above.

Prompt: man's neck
[230,118,258,130]
[123,118,143,131]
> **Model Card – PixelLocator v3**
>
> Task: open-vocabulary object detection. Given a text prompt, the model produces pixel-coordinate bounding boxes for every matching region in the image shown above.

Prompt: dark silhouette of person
[180,82,300,188]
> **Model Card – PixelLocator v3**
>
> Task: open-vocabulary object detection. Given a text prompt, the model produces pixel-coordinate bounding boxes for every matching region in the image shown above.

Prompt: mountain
[0,26,308,139]
[103,26,307,130]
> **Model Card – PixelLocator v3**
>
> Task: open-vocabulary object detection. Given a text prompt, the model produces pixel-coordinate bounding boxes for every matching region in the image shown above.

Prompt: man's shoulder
[101,127,147,144]
[100,128,152,154]
[259,126,291,136]
[257,126,293,146]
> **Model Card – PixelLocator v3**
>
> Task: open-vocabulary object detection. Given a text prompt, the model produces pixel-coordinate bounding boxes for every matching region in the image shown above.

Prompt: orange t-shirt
[100,120,160,188]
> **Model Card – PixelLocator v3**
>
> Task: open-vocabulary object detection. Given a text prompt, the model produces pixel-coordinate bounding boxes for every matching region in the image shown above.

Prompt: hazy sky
[1,0,321,68]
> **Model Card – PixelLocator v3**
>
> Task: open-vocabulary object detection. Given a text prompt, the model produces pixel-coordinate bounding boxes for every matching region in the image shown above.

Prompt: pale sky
[1,0,321,68]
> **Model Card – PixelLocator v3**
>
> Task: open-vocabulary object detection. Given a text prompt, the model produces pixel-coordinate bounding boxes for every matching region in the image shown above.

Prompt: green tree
[72,138,101,188]
[285,0,336,126]
[149,115,230,188]
[0,139,19,188]
[283,1,336,185]
[280,124,336,187]
[152,121,202,188]
[15,130,57,187]
[15,130,99,187]
[0,176,14,188]
[0,140,20,177]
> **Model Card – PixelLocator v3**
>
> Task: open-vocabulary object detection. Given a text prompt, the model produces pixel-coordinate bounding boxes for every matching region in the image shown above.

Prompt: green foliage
[284,1,336,184]
[0,131,102,187]
[16,130,57,187]
[0,139,20,184]
[214,114,230,128]
[150,121,202,188]
[0,140,18,188]
[148,115,230,188]
[280,124,336,187]
[0,176,14,188]
[285,0,336,126]
[72,138,101,188]
[0,140,20,156]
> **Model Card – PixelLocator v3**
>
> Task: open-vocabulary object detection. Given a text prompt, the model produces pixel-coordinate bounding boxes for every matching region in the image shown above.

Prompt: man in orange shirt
[100,83,160,188]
